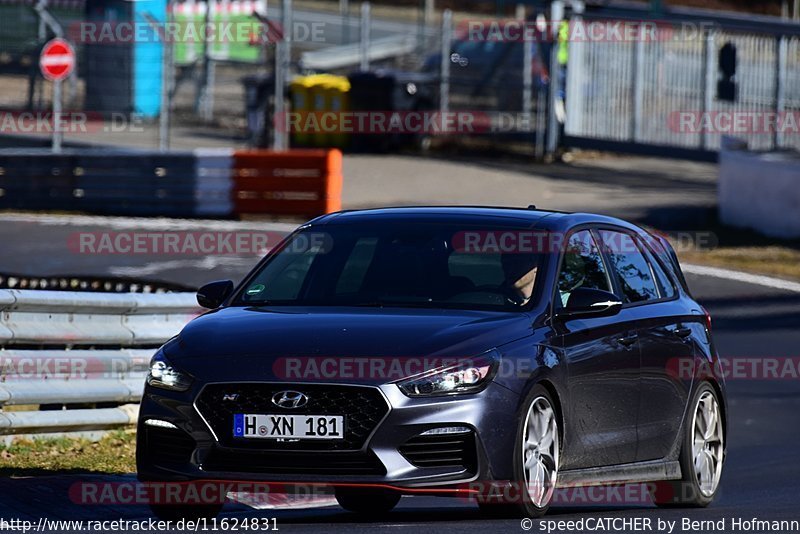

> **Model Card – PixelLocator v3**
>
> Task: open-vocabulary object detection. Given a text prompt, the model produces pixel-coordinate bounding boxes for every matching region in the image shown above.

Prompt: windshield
[234,223,546,311]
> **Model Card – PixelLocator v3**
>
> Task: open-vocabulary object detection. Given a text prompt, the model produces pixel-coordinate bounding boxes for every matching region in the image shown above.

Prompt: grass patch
[679,247,800,281]
[0,429,136,477]
[665,220,800,281]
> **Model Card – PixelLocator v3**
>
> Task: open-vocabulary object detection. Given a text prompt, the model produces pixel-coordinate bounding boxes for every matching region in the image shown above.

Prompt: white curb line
[682,263,800,294]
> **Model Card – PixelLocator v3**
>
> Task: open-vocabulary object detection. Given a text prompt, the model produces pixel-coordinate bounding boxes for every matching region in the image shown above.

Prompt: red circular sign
[40,38,76,82]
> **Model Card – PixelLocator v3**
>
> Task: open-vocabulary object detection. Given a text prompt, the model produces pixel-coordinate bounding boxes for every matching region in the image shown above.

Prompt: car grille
[195,383,390,451]
[202,448,386,476]
[141,425,196,466]
[398,431,477,471]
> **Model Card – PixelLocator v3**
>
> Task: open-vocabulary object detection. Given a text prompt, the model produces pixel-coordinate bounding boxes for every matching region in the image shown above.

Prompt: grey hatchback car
[137,207,726,519]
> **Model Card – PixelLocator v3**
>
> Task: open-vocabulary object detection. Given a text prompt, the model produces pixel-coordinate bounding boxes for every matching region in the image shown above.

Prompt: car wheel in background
[652,382,724,507]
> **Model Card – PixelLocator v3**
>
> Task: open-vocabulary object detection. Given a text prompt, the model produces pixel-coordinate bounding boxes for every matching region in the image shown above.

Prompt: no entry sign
[40,38,75,82]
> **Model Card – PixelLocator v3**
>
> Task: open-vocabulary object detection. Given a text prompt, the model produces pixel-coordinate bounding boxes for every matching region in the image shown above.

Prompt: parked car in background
[420,23,550,112]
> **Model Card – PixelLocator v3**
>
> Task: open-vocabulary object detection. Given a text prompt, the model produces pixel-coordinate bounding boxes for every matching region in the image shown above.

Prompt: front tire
[335,488,401,515]
[652,382,724,507]
[479,385,560,518]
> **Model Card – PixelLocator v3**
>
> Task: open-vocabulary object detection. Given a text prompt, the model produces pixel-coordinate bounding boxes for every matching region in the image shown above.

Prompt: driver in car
[501,253,539,306]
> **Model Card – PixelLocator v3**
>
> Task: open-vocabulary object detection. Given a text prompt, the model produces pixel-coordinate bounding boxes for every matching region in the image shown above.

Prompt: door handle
[617,334,638,348]
[670,326,692,339]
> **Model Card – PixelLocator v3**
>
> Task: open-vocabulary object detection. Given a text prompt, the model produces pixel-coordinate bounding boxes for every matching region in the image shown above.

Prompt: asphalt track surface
[1,214,799,533]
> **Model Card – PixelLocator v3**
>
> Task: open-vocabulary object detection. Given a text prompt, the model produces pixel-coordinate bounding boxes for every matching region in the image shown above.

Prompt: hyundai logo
[271,390,309,409]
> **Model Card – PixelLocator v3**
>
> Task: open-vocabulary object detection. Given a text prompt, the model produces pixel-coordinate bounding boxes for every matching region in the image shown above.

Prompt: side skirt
[557,460,681,488]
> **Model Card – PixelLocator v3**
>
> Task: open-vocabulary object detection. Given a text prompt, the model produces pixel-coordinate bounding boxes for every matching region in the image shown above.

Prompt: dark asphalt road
[1,214,799,534]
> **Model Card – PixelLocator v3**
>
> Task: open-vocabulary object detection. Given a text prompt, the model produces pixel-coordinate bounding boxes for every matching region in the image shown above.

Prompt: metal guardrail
[0,273,195,293]
[0,290,201,436]
[300,34,419,71]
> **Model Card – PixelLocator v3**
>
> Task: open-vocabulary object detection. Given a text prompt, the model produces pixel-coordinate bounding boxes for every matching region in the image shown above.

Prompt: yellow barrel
[289,75,317,147]
[322,75,351,149]
[308,75,331,147]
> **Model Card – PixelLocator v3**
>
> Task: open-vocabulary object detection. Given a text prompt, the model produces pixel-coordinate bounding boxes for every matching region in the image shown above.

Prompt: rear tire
[652,382,724,507]
[335,489,401,515]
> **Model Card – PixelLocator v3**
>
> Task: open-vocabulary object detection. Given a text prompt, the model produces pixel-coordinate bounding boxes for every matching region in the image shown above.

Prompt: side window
[641,244,676,299]
[557,230,611,307]
[598,230,659,304]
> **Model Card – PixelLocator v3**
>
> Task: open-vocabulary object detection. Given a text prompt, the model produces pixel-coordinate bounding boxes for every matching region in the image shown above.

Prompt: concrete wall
[719,139,800,239]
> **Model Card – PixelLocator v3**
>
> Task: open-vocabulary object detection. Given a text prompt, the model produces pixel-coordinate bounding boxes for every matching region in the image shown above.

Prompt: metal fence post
[546,1,564,157]
[425,0,435,28]
[283,0,293,76]
[522,6,533,132]
[418,0,434,57]
[273,0,293,150]
[631,27,645,142]
[360,2,371,71]
[564,15,584,139]
[774,36,787,150]
[198,0,217,121]
[158,4,174,152]
[52,79,62,153]
[439,9,452,118]
[702,29,716,150]
[340,0,350,44]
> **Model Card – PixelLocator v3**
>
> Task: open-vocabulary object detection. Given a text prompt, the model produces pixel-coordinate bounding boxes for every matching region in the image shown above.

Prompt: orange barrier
[232,149,343,217]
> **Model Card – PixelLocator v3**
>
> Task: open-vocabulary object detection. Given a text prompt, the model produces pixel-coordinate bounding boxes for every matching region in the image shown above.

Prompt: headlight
[147,352,192,391]
[397,351,500,397]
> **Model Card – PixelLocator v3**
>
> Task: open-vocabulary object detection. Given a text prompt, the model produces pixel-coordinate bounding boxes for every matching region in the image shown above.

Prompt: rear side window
[597,230,658,304]
[557,230,612,306]
[641,244,676,299]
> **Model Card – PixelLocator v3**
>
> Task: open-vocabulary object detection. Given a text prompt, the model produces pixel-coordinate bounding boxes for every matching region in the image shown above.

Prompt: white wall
[719,141,800,239]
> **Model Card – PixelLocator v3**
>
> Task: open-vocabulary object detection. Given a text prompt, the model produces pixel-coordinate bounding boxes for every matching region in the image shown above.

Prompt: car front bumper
[136,380,521,491]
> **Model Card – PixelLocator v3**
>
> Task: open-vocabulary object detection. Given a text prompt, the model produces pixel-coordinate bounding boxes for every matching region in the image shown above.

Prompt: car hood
[166,306,533,384]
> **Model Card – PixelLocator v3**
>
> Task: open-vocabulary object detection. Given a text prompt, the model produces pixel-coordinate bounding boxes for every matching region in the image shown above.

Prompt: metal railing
[0,289,201,436]
[564,13,800,156]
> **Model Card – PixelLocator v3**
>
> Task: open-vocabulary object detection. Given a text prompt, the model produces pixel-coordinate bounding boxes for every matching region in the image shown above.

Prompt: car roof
[308,206,644,234]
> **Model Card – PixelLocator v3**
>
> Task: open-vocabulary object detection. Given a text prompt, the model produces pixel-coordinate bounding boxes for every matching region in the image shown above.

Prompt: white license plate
[233,414,344,440]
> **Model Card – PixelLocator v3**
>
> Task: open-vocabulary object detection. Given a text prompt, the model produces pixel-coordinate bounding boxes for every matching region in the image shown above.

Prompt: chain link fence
[1,0,798,156]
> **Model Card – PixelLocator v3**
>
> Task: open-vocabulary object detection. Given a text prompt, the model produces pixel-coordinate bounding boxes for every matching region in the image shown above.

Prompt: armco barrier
[0,290,201,436]
[233,149,343,216]
[0,148,343,219]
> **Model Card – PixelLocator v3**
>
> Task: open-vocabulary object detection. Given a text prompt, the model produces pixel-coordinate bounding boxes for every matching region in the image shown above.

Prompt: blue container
[84,0,165,118]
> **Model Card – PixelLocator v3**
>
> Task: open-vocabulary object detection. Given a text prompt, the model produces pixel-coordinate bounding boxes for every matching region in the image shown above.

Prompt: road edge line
[682,263,800,294]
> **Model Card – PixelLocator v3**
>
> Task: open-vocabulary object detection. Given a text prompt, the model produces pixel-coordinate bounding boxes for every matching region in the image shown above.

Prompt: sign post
[39,38,75,153]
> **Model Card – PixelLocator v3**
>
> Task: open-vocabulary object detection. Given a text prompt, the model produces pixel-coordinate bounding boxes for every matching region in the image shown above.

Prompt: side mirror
[555,287,622,321]
[196,280,234,309]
